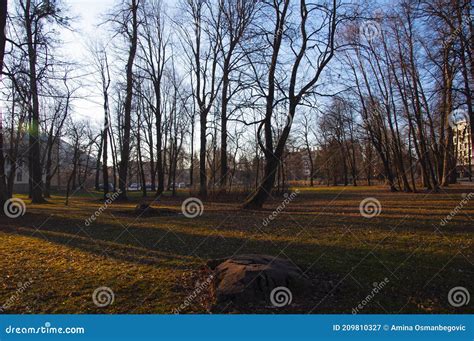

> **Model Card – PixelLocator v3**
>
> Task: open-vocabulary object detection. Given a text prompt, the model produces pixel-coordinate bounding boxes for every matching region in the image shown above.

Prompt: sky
[7,0,383,129]
[59,0,116,126]
[58,0,180,128]
[4,0,116,126]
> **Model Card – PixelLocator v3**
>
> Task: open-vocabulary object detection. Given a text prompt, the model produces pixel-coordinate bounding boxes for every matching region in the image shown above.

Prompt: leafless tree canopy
[0,0,472,208]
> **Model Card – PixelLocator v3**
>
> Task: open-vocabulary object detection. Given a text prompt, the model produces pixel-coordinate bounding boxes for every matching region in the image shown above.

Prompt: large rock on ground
[208,254,311,308]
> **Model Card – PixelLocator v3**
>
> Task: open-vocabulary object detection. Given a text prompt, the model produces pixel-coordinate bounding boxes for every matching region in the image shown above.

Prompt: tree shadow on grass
[0,208,472,313]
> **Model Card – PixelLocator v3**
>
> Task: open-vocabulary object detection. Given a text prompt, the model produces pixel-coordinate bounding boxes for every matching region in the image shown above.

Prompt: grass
[0,185,473,314]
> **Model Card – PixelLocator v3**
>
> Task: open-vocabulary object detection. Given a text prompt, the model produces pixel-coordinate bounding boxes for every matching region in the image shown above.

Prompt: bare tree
[138,0,168,196]
[42,76,74,197]
[91,42,112,198]
[178,0,222,197]
[8,0,68,203]
[299,112,317,186]
[0,0,8,208]
[113,0,140,200]
[214,0,255,190]
[244,0,339,209]
[65,120,94,205]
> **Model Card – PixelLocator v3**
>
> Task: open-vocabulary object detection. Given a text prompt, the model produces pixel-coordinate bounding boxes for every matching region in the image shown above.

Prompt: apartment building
[453,120,473,177]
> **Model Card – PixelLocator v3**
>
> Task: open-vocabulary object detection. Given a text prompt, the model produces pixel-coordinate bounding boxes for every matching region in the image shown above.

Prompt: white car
[128,183,141,191]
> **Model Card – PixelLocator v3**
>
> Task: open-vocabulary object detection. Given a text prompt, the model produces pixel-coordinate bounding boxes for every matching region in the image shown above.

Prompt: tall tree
[13,0,69,203]
[179,0,221,197]
[116,0,140,200]
[91,42,112,198]
[0,0,8,209]
[244,0,339,209]
[215,0,255,190]
[138,0,168,196]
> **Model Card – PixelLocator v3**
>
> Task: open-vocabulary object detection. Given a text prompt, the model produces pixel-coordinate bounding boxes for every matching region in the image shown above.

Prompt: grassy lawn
[0,185,473,314]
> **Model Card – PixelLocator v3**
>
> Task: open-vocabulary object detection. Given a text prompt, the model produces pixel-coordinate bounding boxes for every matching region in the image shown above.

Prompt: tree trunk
[0,0,8,209]
[118,0,139,201]
[155,82,165,196]
[190,115,195,187]
[43,147,54,198]
[148,123,155,192]
[199,107,208,197]
[220,70,230,190]
[441,46,455,186]
[25,0,45,203]
[244,155,279,209]
[138,133,147,198]
[102,110,109,199]
[95,136,103,191]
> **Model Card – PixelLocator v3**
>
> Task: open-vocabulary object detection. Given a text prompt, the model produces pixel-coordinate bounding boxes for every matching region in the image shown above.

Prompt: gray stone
[209,254,311,307]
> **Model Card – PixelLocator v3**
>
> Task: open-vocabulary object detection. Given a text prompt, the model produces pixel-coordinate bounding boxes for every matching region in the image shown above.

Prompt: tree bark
[95,135,103,191]
[118,0,139,200]
[0,0,8,208]
[25,0,45,203]
[220,72,229,190]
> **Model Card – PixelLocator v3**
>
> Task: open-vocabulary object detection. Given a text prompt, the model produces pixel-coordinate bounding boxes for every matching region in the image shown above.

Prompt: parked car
[98,183,114,191]
[171,182,186,189]
[128,183,141,191]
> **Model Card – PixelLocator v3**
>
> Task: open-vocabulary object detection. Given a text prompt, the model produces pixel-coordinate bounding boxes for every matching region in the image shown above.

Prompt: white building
[3,136,95,193]
[453,120,473,177]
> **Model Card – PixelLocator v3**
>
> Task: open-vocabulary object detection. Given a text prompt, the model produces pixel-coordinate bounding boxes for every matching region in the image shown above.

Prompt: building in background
[3,136,96,194]
[453,120,473,178]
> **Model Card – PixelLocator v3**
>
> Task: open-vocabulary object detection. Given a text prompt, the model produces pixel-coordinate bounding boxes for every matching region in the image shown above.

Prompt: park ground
[0,185,473,314]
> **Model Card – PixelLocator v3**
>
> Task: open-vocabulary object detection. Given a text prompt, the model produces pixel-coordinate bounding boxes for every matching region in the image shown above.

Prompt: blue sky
[60,0,117,125]
[5,0,116,125]
[60,0,178,126]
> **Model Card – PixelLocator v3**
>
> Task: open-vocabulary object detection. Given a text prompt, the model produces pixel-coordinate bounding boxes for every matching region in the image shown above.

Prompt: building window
[16,170,23,182]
